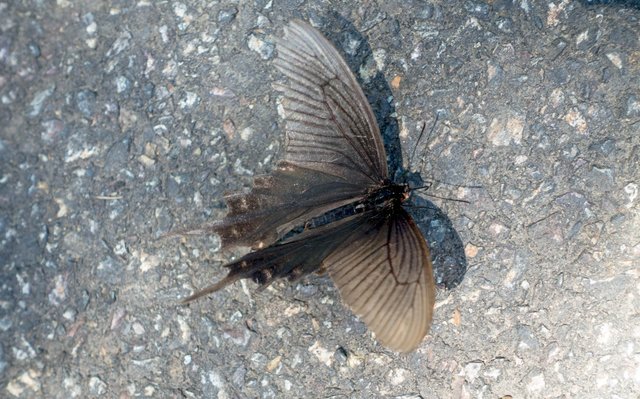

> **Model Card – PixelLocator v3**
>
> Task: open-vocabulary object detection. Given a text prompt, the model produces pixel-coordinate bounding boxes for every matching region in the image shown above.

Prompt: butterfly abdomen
[299,183,406,232]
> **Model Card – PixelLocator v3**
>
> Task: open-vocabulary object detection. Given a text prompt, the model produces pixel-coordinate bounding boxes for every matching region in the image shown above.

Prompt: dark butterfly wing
[181,211,375,303]
[187,20,391,250]
[199,161,369,249]
[274,20,388,184]
[326,207,435,352]
[183,207,435,353]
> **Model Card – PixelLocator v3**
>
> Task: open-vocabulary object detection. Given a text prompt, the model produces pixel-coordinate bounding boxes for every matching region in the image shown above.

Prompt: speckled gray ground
[1,1,639,398]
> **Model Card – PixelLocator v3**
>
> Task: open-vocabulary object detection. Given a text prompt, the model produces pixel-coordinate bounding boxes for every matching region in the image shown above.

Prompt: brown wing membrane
[180,20,391,250]
[326,207,435,353]
[182,211,376,303]
[184,206,435,353]
[198,161,368,249]
[274,20,388,184]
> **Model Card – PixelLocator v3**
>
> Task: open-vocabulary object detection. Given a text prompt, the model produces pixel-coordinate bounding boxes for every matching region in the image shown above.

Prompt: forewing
[326,207,435,352]
[183,202,435,352]
[274,20,388,184]
[180,20,391,249]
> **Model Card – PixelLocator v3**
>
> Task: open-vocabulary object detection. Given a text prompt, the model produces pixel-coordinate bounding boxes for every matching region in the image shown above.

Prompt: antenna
[409,112,440,171]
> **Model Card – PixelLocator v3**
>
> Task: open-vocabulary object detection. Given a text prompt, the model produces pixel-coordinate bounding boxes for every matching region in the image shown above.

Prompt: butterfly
[180,19,436,352]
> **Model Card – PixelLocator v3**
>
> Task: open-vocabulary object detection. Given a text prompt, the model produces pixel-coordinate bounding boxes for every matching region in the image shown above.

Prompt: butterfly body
[364,180,410,210]
[180,20,436,352]
[302,180,408,230]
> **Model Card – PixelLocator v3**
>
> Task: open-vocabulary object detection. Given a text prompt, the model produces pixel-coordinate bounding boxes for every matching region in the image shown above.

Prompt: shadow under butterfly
[175,19,467,352]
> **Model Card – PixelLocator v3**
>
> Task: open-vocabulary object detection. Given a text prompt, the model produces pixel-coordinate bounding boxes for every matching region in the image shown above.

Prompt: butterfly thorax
[365,181,410,210]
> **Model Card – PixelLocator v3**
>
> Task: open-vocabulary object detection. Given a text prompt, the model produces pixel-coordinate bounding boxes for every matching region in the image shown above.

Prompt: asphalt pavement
[1,1,639,398]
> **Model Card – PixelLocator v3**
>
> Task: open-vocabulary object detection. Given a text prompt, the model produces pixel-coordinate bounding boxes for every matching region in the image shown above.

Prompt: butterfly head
[402,184,411,202]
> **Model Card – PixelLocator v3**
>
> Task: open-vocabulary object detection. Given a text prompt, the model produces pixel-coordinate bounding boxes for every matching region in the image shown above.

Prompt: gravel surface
[1,1,639,398]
